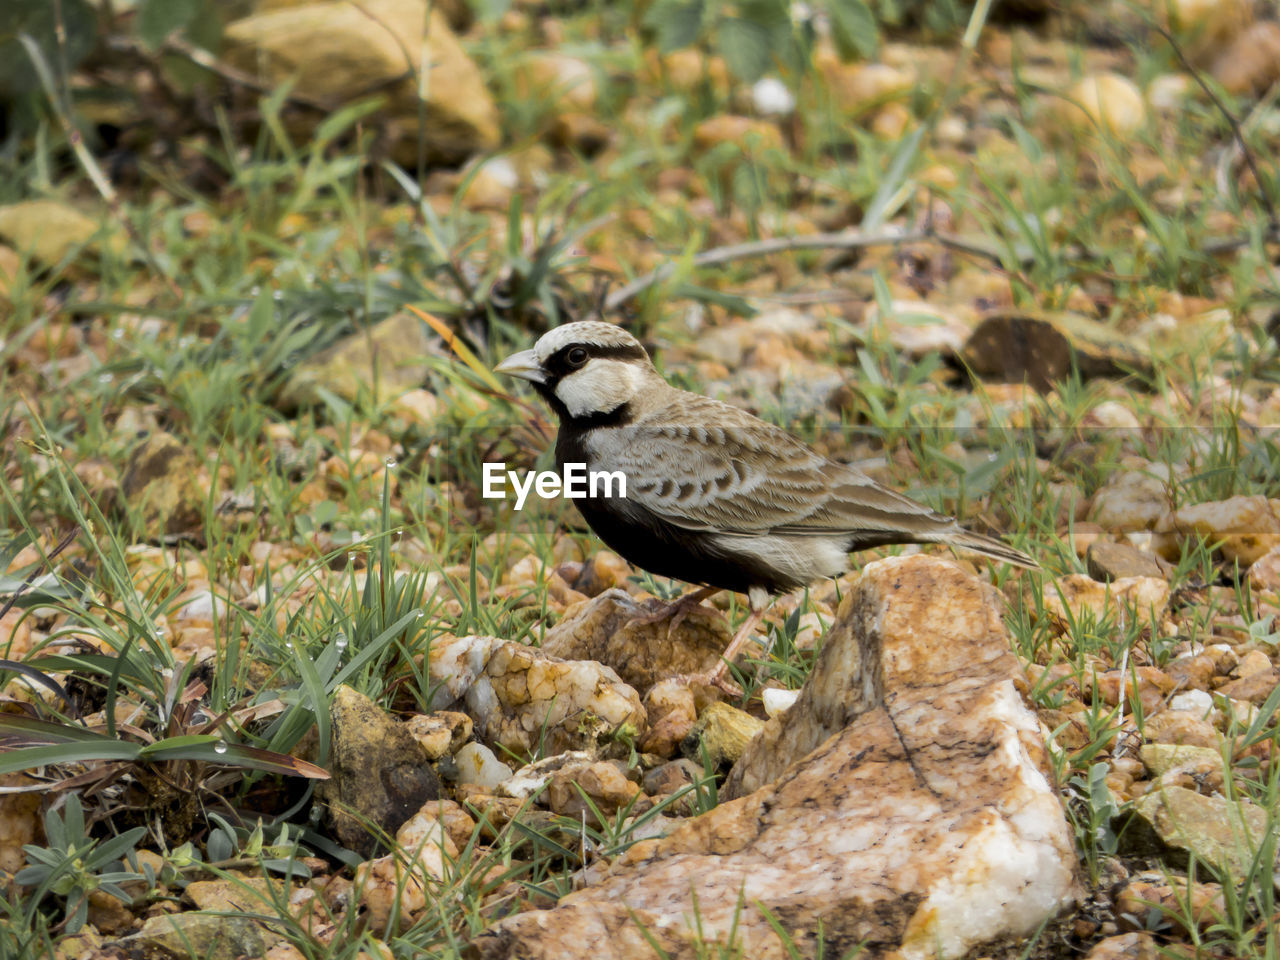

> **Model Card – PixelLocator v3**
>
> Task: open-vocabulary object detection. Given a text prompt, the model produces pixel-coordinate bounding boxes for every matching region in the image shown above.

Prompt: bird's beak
[494,348,546,385]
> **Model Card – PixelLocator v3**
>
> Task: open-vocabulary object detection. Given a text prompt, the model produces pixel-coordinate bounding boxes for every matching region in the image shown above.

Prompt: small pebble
[452,742,513,791]
[762,687,801,718]
[751,77,795,115]
[1169,689,1214,714]
[1234,649,1272,678]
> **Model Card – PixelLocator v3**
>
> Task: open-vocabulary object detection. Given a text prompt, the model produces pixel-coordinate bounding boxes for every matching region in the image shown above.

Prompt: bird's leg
[679,590,771,697]
[704,603,767,689]
[633,585,721,630]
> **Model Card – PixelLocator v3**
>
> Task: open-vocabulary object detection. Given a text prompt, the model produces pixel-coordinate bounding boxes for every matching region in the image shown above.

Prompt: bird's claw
[632,587,722,636]
[669,666,743,699]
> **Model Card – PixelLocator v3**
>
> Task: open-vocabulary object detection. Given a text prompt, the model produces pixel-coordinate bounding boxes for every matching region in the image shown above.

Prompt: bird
[495,320,1036,692]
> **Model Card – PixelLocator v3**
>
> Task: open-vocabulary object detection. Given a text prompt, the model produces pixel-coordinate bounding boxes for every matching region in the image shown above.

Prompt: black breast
[555,422,795,595]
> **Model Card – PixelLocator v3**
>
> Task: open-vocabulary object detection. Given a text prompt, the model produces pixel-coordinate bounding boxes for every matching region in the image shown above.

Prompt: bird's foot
[669,668,743,699]
[633,585,722,635]
[706,604,768,696]
[667,604,769,699]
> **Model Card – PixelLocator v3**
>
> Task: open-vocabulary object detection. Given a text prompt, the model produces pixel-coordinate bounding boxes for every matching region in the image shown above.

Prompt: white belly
[709,532,849,588]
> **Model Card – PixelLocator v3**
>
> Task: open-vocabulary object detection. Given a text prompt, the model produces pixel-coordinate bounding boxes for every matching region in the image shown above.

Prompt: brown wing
[590,394,947,538]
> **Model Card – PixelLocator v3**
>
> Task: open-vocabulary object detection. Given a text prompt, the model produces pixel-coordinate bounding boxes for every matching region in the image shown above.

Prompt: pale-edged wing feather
[587,393,949,539]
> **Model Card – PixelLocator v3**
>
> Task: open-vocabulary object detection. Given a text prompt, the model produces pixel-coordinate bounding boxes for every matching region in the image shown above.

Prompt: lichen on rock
[470,555,1079,960]
[427,634,645,759]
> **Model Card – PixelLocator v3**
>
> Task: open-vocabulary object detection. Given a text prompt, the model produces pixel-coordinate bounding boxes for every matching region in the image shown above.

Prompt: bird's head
[494,321,661,422]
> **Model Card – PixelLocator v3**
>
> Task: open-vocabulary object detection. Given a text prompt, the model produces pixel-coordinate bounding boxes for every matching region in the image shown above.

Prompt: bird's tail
[936,526,1039,570]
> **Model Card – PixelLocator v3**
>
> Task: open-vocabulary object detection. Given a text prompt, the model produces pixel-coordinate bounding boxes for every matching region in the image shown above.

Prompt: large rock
[1155,495,1280,566]
[962,312,1152,391]
[120,431,206,537]
[1090,462,1173,532]
[1212,21,1280,96]
[224,0,499,167]
[1145,0,1251,66]
[1139,743,1224,794]
[254,0,474,31]
[355,805,460,929]
[546,760,643,823]
[1052,74,1147,141]
[406,710,473,759]
[0,774,42,876]
[318,685,442,856]
[0,200,102,265]
[428,635,645,759]
[862,299,972,358]
[1129,785,1273,876]
[638,679,698,757]
[540,589,731,693]
[470,556,1079,960]
[1116,873,1225,937]
[682,701,763,769]
[1040,574,1170,630]
[1086,541,1170,582]
[1084,932,1159,960]
[117,914,264,960]
[1249,544,1280,592]
[278,311,439,408]
[0,245,20,302]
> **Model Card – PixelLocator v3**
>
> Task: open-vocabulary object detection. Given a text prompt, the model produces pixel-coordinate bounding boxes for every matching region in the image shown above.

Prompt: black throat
[532,383,636,435]
[548,402,634,471]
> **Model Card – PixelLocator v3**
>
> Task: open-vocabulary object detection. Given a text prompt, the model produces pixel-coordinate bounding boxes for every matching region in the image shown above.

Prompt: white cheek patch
[555,360,644,417]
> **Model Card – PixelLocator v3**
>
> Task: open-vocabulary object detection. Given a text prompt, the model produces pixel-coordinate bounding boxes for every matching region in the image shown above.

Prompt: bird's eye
[566,347,589,367]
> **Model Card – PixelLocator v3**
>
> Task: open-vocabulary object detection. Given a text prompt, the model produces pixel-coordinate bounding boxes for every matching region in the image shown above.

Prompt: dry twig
[602,228,1043,312]
[1154,24,1279,230]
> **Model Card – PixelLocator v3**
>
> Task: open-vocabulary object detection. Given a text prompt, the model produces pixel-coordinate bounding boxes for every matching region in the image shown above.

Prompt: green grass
[3,2,1280,956]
